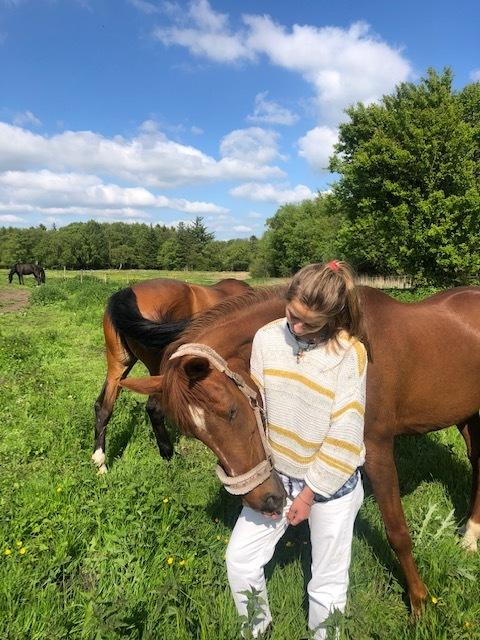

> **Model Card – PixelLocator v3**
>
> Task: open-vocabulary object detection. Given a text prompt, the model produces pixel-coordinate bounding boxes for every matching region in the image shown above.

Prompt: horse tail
[107,287,189,352]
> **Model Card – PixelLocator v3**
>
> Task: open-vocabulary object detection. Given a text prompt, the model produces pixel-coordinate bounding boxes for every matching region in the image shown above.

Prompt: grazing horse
[121,284,480,617]
[8,263,45,285]
[92,277,251,473]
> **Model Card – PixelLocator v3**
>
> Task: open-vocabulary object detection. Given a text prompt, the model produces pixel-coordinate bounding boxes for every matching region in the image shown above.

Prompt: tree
[330,68,480,284]
[265,194,344,276]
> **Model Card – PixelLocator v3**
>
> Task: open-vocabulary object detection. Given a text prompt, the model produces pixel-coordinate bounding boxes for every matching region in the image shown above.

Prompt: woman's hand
[287,488,314,526]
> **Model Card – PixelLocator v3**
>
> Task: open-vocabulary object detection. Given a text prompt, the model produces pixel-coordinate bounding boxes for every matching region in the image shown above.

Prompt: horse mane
[163,284,287,360]
[161,284,287,435]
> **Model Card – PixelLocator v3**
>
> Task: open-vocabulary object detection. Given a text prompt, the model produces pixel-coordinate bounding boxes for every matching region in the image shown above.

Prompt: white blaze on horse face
[461,518,480,552]
[92,448,108,475]
[188,405,207,432]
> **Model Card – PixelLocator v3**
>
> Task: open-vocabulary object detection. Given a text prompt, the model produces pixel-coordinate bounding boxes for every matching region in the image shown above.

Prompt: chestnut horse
[93,277,250,473]
[121,284,480,617]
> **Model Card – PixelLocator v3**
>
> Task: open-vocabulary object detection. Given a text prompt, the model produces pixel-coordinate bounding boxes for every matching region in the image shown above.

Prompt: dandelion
[4,548,12,556]
[56,487,63,493]
[167,556,174,565]
[224,538,229,544]
[179,559,186,567]
[162,497,169,504]
[464,621,472,629]
[431,596,438,605]
[19,547,27,555]
[16,540,23,547]
[216,535,221,541]
[214,517,219,523]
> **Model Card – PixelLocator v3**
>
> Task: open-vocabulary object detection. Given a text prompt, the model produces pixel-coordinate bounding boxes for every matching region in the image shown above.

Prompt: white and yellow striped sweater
[250,318,367,498]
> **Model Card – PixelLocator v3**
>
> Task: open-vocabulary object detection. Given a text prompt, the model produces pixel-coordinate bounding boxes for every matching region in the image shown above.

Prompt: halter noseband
[169,343,273,495]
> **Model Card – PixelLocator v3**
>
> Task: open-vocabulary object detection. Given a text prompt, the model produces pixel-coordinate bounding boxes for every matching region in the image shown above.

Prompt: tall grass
[0,276,479,639]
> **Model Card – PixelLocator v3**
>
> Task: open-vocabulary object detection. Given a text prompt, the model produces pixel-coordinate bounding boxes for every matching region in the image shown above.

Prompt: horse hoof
[97,464,108,475]
[461,520,480,552]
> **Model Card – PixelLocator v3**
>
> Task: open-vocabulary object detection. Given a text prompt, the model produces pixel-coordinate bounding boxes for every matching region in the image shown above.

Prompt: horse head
[120,342,286,515]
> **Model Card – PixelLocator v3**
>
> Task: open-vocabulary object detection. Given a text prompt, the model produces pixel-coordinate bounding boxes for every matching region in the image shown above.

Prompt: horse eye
[228,406,237,422]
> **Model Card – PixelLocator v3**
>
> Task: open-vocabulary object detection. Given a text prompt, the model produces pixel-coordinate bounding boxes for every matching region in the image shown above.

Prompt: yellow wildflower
[16,540,23,547]
[214,517,219,523]
[431,596,438,605]
[216,535,221,541]
[162,497,169,504]
[4,548,12,556]
[224,538,229,544]
[19,547,27,555]
[167,556,174,565]
[464,621,472,629]
[179,560,186,567]
[56,487,63,493]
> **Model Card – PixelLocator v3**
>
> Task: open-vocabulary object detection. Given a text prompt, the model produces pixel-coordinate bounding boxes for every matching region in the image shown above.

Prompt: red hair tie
[326,260,340,272]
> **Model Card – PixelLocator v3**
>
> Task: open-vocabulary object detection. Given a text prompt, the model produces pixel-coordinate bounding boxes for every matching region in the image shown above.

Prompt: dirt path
[0,286,30,313]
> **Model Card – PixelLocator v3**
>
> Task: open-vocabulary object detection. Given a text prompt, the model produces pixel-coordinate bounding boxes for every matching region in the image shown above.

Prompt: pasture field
[0,274,479,640]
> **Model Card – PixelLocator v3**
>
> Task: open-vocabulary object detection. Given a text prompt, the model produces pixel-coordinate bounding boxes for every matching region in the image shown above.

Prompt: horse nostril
[261,493,285,514]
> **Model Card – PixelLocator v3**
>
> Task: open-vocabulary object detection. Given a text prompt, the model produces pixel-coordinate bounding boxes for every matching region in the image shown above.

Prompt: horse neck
[198,297,286,365]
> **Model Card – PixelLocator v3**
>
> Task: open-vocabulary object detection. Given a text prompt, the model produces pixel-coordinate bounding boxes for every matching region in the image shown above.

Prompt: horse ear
[120,375,164,396]
[183,356,210,381]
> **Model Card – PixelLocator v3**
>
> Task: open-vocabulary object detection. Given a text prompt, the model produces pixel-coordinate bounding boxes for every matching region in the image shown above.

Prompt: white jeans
[225,478,363,639]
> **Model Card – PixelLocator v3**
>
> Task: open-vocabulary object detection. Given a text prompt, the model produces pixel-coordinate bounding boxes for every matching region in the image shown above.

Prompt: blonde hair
[286,261,363,344]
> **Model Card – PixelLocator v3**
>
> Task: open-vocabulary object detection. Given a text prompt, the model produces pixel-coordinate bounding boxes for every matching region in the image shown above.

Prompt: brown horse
[93,277,251,473]
[121,284,480,617]
[8,263,45,285]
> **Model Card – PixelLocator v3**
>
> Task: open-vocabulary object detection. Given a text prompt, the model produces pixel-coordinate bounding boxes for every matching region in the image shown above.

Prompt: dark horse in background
[8,263,45,285]
[92,277,251,474]
[121,284,480,617]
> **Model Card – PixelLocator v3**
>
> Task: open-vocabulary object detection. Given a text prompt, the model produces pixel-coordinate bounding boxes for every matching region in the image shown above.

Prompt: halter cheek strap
[169,343,273,495]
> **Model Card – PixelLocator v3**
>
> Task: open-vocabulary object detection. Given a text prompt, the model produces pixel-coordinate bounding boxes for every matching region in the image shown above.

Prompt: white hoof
[461,520,480,552]
[92,448,107,474]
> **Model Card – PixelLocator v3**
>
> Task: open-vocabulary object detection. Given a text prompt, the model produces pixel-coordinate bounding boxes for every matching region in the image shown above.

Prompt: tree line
[1,69,479,286]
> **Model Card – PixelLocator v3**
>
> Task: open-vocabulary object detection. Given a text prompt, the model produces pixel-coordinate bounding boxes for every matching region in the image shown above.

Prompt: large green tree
[330,69,480,285]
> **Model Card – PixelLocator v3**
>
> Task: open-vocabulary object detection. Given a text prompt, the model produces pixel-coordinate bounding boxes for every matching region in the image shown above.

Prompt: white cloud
[0,170,228,219]
[247,91,298,126]
[13,111,42,127]
[298,126,338,172]
[191,125,204,135]
[233,224,253,233]
[154,0,254,63]
[230,182,314,204]
[0,120,284,188]
[220,127,283,165]
[470,69,480,82]
[156,2,412,124]
[247,211,263,219]
[0,213,25,223]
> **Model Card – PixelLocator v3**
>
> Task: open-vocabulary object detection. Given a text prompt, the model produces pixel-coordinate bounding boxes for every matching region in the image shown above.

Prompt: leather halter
[169,343,273,495]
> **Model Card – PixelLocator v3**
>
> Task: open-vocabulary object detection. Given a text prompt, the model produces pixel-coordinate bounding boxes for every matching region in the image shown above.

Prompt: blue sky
[0,0,479,239]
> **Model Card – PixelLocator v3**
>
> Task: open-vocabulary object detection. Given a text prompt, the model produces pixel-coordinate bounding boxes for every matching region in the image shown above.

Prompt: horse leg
[93,348,136,474]
[364,435,428,617]
[458,414,480,551]
[146,395,174,460]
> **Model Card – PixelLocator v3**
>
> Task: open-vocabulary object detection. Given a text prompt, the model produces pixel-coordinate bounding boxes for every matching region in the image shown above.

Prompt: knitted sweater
[250,318,367,498]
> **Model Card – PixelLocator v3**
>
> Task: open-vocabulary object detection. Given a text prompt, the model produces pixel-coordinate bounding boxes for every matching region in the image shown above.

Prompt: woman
[226,260,367,639]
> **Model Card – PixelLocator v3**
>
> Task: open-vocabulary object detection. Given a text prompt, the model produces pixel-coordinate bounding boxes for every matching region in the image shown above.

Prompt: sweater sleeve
[250,329,266,408]
[304,341,367,498]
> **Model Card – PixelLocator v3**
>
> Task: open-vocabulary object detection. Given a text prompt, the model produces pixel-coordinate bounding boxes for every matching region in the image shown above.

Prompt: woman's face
[285,298,327,340]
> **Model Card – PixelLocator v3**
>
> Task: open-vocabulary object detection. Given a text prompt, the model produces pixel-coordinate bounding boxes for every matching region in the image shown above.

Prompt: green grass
[0,276,479,639]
